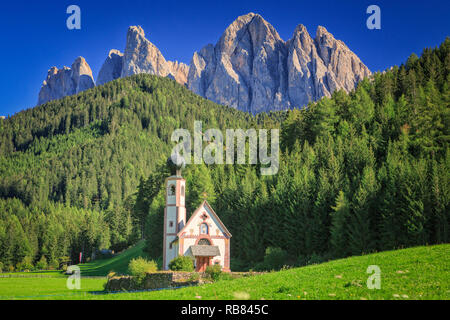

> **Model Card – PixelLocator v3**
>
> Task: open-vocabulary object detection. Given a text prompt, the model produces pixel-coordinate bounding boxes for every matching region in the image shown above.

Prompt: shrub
[155,256,163,270]
[16,256,34,272]
[169,256,194,272]
[205,264,222,281]
[188,272,200,282]
[48,259,59,270]
[35,256,48,270]
[59,256,71,269]
[128,257,157,283]
[0,262,3,273]
[262,247,288,271]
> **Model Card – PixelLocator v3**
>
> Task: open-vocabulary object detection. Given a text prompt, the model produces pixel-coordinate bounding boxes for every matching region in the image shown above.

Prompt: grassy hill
[100,244,449,300]
[0,244,448,300]
[78,240,147,276]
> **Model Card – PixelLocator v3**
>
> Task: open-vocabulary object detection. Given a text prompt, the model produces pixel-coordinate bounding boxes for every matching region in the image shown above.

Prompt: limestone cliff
[38,57,95,105]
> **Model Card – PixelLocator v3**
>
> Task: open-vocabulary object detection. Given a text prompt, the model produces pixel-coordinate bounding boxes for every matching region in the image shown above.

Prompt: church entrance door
[196,257,211,272]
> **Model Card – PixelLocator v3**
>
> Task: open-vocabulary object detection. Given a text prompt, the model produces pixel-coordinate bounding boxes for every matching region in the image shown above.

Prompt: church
[163,173,232,272]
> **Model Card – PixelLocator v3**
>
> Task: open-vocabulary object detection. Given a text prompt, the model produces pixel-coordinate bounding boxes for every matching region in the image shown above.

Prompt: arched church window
[169,185,176,196]
[200,223,209,235]
[198,238,211,245]
[181,185,185,197]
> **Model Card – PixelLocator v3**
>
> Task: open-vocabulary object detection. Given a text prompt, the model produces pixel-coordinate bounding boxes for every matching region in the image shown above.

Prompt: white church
[163,173,232,272]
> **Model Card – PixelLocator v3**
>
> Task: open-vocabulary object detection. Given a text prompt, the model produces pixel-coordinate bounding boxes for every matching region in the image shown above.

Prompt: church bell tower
[163,173,186,270]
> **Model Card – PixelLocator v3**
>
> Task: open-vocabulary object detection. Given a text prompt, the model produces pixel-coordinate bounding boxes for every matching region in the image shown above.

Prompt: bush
[262,247,288,271]
[35,256,48,270]
[205,264,222,281]
[0,262,3,273]
[128,257,157,283]
[169,256,194,272]
[16,256,34,272]
[48,259,59,270]
[188,273,200,281]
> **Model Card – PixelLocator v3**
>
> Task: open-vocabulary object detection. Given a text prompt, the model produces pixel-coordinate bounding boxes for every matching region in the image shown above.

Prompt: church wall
[178,203,230,270]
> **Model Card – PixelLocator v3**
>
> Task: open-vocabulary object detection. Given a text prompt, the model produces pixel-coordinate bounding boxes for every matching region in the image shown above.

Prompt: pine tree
[348,166,378,255]
[330,191,350,258]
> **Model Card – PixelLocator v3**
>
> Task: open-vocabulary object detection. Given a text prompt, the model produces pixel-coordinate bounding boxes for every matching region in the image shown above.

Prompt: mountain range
[37,13,371,113]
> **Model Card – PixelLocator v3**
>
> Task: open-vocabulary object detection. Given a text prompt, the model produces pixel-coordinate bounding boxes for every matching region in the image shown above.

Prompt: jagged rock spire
[38,56,95,105]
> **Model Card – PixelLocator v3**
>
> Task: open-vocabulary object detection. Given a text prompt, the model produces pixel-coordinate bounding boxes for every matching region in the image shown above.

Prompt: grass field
[0,244,448,300]
[78,240,147,276]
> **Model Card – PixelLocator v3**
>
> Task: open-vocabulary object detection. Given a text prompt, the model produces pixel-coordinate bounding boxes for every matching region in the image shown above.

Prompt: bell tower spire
[163,174,186,270]
[163,154,187,270]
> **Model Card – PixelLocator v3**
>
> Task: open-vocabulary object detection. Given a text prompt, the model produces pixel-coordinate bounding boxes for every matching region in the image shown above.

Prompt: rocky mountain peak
[128,25,145,38]
[119,25,189,85]
[316,25,330,37]
[97,49,124,85]
[38,56,95,105]
[187,13,371,113]
[290,24,314,49]
[217,12,283,54]
[121,25,169,77]
[294,24,308,34]
[71,57,95,93]
[37,14,370,112]
[188,13,291,113]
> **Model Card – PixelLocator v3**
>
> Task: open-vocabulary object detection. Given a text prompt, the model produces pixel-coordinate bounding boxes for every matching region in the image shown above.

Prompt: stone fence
[104,271,266,292]
[104,272,202,292]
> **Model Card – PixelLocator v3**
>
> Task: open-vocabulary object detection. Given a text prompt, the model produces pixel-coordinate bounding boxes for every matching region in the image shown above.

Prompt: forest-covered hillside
[0,72,278,270]
[141,38,449,270]
[0,38,448,272]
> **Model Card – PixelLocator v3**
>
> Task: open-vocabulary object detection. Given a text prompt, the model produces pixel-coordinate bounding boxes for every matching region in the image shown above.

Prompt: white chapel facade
[163,174,231,272]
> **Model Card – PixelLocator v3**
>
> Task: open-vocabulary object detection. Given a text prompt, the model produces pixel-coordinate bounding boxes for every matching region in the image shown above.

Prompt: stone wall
[104,272,201,292]
[104,271,265,292]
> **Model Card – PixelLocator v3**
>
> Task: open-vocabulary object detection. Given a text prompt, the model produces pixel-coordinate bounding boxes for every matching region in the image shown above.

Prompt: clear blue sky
[0,0,448,116]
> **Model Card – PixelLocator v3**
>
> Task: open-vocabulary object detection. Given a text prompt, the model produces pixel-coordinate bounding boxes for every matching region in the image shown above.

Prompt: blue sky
[0,0,448,116]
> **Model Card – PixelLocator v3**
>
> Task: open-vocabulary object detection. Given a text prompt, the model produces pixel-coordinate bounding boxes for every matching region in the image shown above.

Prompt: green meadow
[0,244,448,300]
[78,240,147,276]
